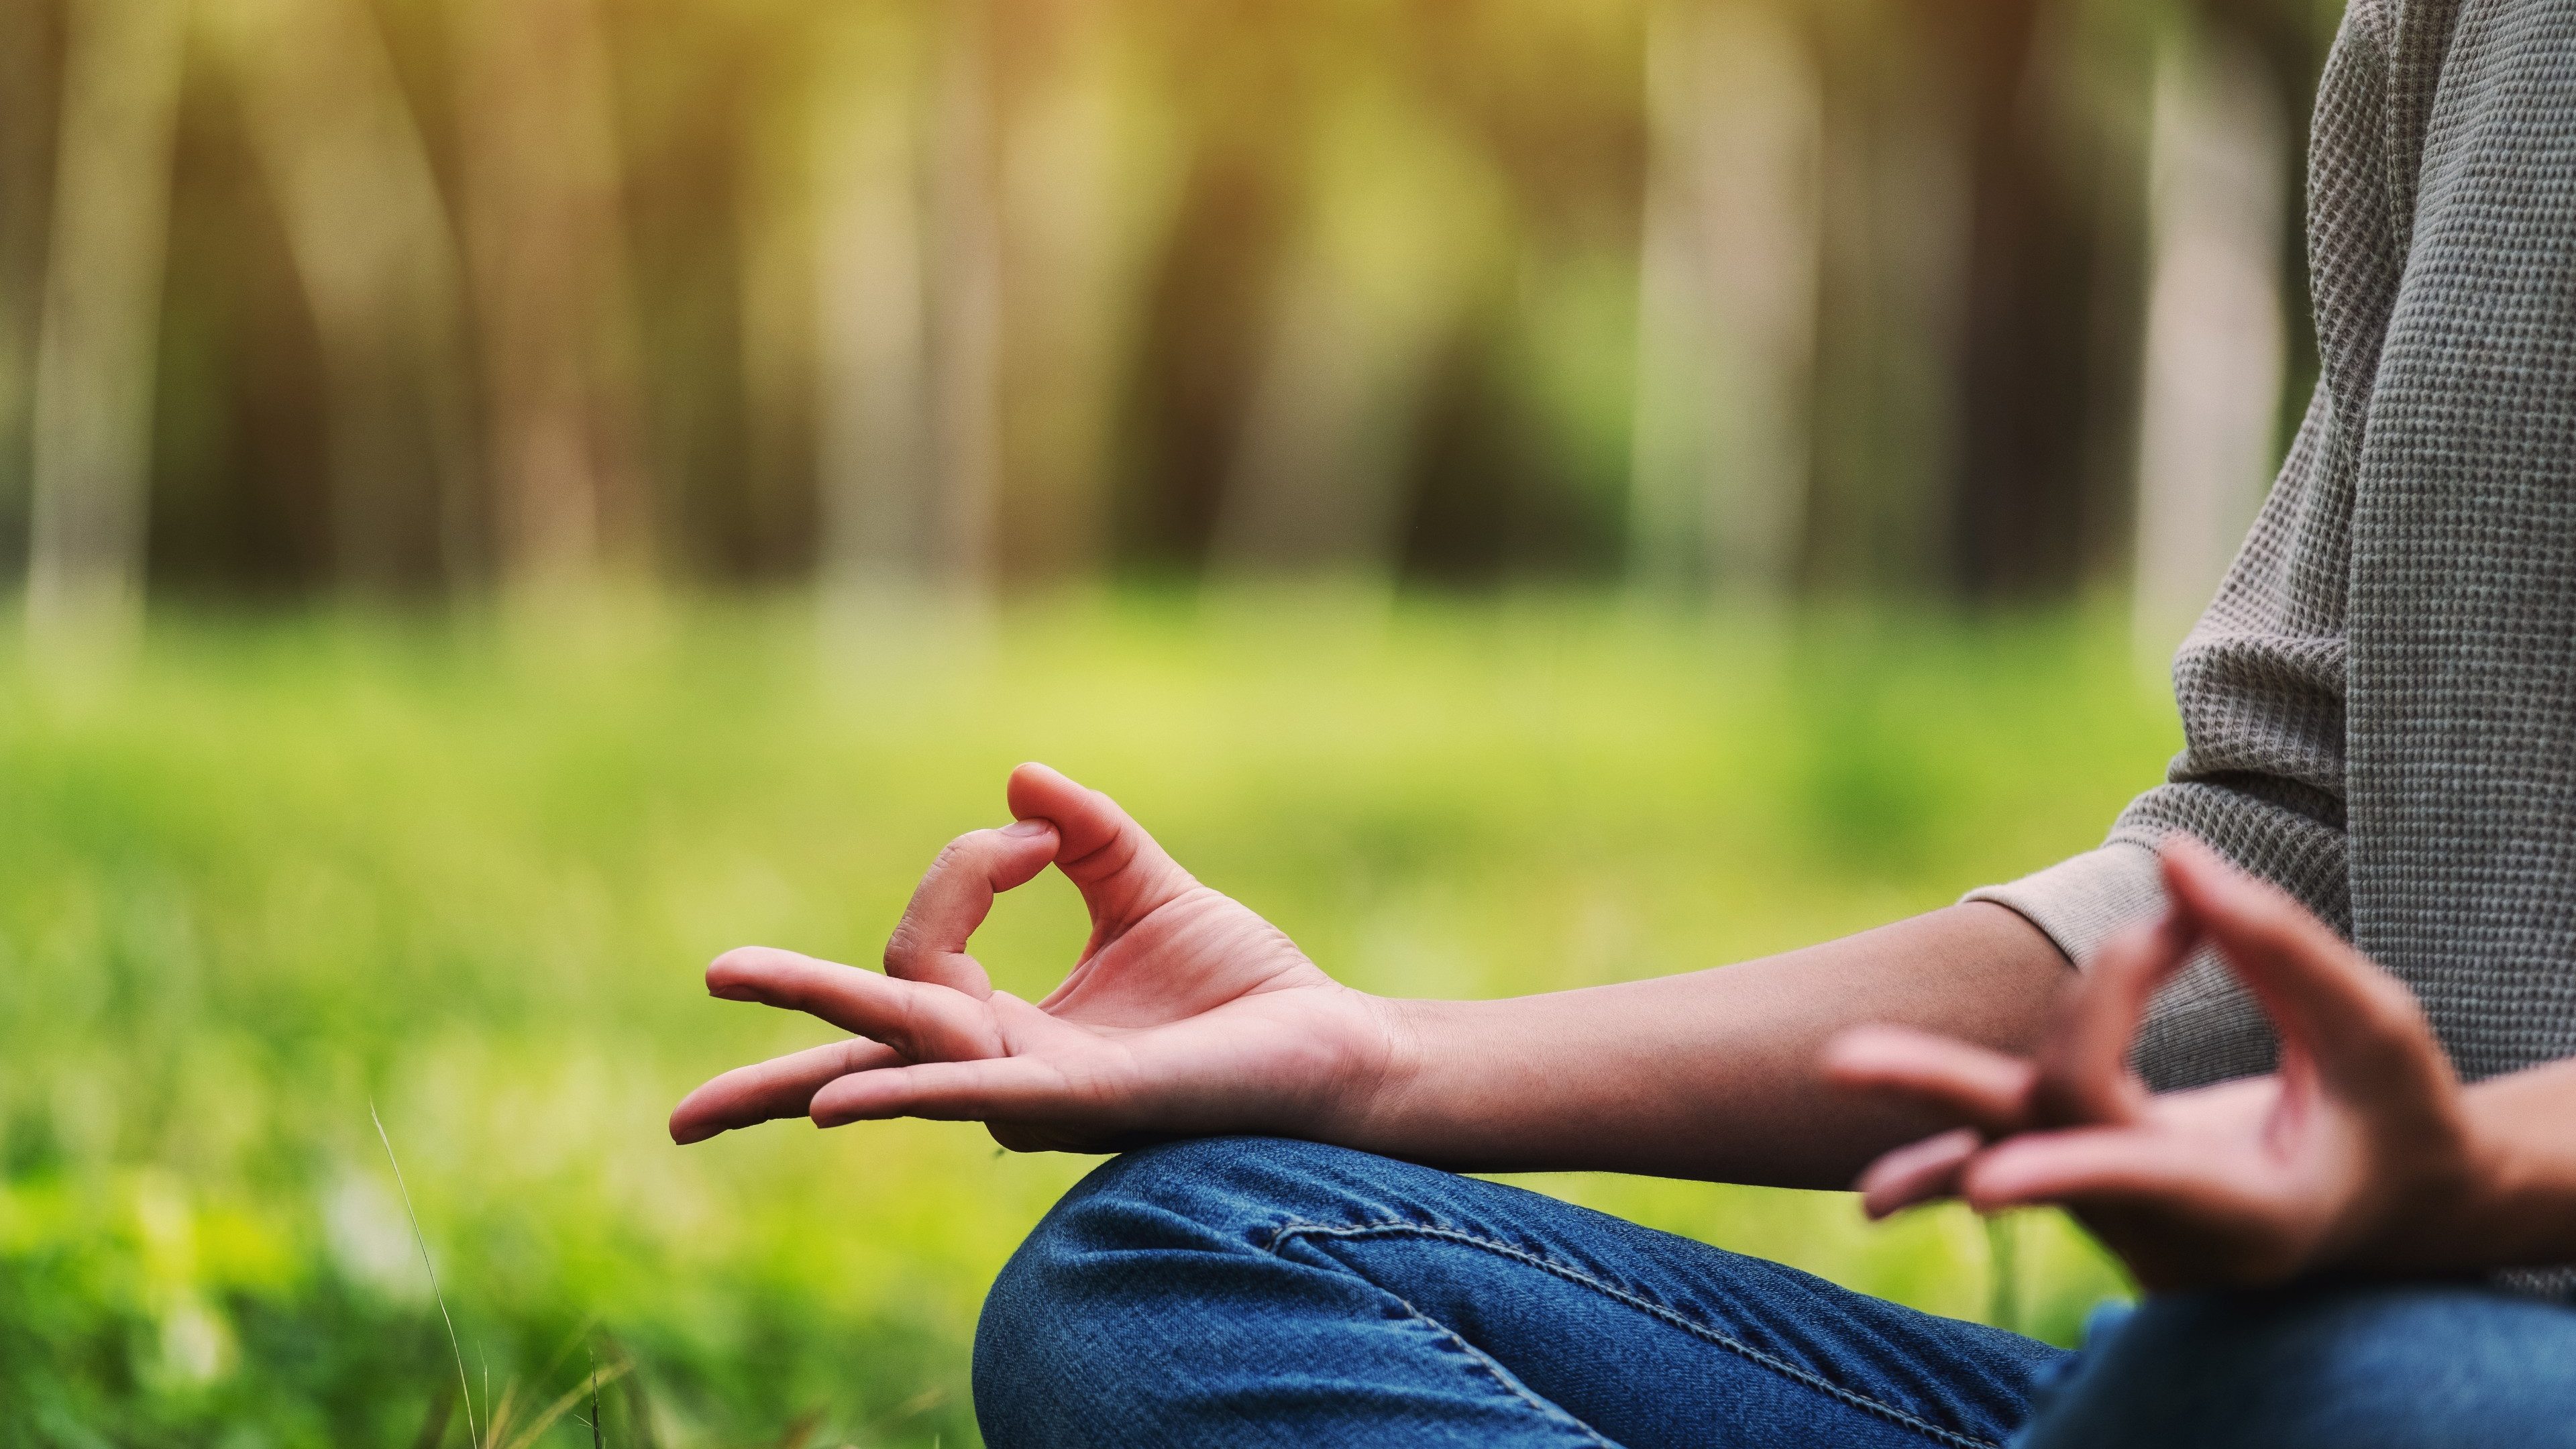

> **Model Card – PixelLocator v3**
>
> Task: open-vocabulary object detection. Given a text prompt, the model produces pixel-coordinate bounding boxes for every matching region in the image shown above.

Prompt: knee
[973,1136,1391,1436]
[2012,1296,2236,1449]
[980,1135,1375,1324]
[2016,1286,2576,1449]
[1002,1135,1348,1271]
[975,1136,1428,1354]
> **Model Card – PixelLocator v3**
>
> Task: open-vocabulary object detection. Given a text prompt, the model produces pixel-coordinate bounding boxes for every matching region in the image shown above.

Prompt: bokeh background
[0,0,2334,1443]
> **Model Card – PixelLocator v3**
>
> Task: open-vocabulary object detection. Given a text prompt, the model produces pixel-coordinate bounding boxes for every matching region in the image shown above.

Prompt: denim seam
[1258,1226,1621,1448]
[1265,1219,2002,1449]
[1366,1285,1623,1448]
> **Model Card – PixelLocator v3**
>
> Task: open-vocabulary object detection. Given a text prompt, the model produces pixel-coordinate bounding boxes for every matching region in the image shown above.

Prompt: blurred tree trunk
[812,3,932,619]
[208,0,477,594]
[1630,0,1821,601]
[994,0,1177,582]
[0,0,62,582]
[1802,5,1966,596]
[736,53,820,584]
[1806,0,2149,602]
[2131,20,2288,660]
[924,0,1003,594]
[25,0,185,654]
[453,0,649,593]
[1210,87,1503,580]
[812,0,1000,626]
[1940,0,2133,600]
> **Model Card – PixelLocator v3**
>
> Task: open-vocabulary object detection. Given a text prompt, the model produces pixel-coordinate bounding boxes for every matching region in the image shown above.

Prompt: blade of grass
[374,1101,480,1449]
[531,1314,601,1387]
[857,1386,949,1440]
[494,1362,632,1449]
[610,1338,658,1449]
[1984,1213,2021,1336]
[485,1381,522,1449]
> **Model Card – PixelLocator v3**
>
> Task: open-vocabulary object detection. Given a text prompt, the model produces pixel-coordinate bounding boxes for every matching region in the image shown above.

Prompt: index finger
[2028,904,2195,1127]
[1821,1024,2037,1136]
[882,822,1060,996]
[706,946,1007,1061]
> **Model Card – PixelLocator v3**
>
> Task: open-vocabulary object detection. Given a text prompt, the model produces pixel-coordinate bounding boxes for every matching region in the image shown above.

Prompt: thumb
[1006,763,1195,940]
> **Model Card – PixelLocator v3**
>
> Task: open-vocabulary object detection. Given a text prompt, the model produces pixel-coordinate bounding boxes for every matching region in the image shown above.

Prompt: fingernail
[1002,818,1053,838]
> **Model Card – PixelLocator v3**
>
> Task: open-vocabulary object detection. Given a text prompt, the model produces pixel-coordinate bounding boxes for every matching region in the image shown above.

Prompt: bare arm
[671,763,2071,1191]
[1349,905,2069,1187]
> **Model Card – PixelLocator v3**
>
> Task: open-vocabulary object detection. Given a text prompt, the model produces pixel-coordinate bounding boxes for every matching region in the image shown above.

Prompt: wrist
[2349,1075,2573,1277]
[1326,991,1434,1148]
[2444,1075,2576,1269]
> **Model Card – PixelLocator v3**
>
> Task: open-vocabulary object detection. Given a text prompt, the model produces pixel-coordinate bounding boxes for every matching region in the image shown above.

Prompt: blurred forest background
[0,0,2333,634]
[0,0,2339,1444]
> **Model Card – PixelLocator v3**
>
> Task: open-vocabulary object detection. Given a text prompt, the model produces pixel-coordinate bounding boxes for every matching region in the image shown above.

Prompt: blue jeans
[973,1137,2576,1448]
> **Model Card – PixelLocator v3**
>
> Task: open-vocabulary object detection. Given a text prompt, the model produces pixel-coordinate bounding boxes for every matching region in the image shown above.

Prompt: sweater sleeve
[1964,0,2406,1088]
[1964,843,2166,971]
[1964,384,2356,1091]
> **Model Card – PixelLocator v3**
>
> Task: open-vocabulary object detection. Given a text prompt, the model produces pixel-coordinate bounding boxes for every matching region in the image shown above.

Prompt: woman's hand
[668,763,1405,1152]
[1823,841,2498,1292]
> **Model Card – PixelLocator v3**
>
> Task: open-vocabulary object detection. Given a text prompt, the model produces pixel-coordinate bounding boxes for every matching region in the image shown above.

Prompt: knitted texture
[1970,0,2576,1297]
[1980,0,2576,1088]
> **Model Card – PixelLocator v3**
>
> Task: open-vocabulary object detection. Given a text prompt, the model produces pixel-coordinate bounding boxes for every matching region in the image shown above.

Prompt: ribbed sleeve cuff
[1961,842,2167,970]
[1966,841,2281,1090]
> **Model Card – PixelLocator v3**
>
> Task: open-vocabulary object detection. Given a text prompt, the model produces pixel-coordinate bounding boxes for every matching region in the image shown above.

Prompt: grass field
[0,592,2175,1446]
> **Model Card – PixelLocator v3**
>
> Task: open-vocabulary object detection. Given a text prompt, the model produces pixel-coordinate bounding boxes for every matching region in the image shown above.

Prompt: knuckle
[2031,1065,2118,1126]
[2336,967,2426,1038]
[882,923,919,971]
[2361,987,2424,1038]
[2355,1000,2439,1076]
[889,989,932,1057]
[2235,898,2312,954]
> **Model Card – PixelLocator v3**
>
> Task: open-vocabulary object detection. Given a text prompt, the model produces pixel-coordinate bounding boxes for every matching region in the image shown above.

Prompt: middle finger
[706,946,1007,1061]
[669,1036,906,1142]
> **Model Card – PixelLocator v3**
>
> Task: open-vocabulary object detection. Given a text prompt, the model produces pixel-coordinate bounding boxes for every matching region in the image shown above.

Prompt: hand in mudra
[1823,841,2488,1291]
[669,764,1399,1152]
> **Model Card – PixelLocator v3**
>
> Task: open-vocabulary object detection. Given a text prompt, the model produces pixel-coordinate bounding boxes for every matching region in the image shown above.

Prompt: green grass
[0,590,2176,1446]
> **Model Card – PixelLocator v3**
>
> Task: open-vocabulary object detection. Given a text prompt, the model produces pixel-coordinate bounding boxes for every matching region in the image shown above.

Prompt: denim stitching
[1265,1219,2002,1449]
[1356,1285,1622,1448]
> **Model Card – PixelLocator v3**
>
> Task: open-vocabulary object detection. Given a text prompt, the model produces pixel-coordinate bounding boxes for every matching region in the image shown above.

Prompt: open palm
[669,763,1399,1152]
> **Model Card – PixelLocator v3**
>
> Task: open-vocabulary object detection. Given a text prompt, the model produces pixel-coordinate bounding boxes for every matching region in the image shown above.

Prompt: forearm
[1343,903,2070,1189]
[2455,1056,2576,1269]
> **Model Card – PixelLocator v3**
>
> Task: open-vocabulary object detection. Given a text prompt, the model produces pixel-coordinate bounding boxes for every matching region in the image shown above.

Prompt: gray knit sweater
[1972,0,2576,1293]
